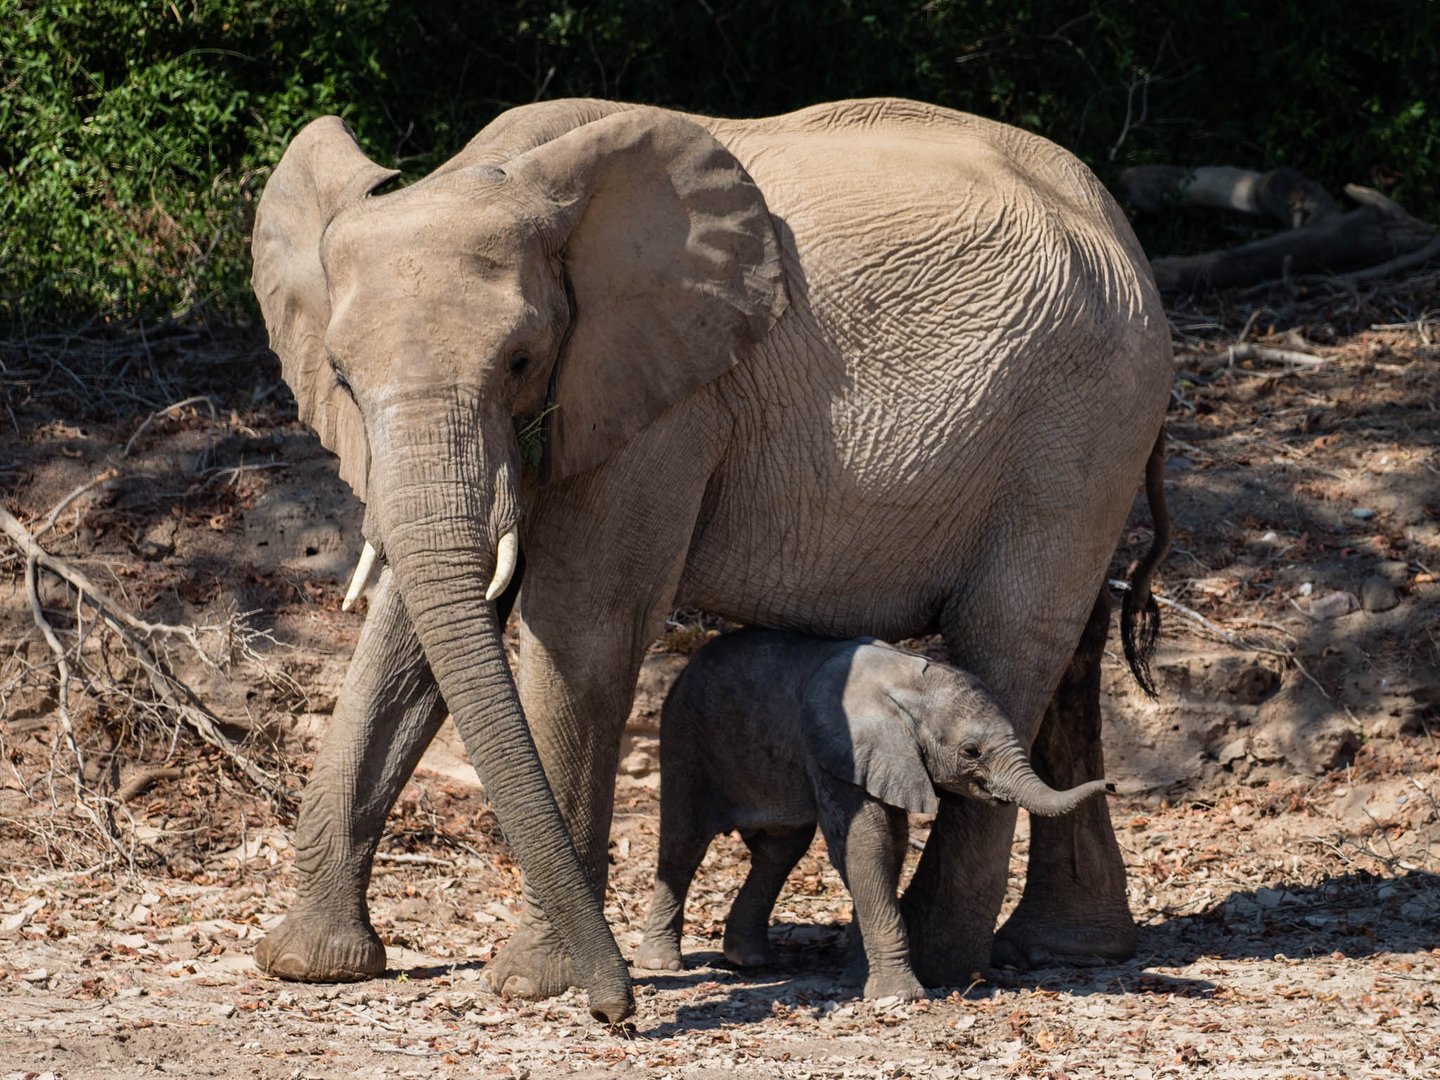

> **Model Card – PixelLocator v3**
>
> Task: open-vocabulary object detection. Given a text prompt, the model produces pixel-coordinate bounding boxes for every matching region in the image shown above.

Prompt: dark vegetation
[4,1,1439,330]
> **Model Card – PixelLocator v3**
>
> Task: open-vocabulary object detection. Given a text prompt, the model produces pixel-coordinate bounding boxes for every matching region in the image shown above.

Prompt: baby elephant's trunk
[987,746,1114,817]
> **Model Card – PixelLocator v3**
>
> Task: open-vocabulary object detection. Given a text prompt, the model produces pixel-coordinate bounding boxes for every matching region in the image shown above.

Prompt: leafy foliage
[4,0,1438,328]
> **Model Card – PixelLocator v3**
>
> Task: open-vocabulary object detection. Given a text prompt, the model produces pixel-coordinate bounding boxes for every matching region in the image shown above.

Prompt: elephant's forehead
[323,179,535,273]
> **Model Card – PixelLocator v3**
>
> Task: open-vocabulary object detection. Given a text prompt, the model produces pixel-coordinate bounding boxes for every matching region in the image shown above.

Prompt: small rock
[18,968,50,984]
[215,1002,237,1019]
[1360,576,1400,612]
[1254,887,1286,908]
[1302,591,1358,620]
[1217,736,1250,765]
[117,986,146,998]
[1351,507,1376,520]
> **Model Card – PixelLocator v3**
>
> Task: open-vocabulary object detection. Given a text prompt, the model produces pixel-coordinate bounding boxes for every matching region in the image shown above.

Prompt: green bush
[3,1,1437,330]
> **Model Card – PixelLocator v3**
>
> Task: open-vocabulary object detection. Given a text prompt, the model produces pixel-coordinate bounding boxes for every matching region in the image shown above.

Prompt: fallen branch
[1327,234,1440,288]
[1121,164,1437,292]
[1227,343,1329,367]
[0,505,282,796]
[1148,200,1434,293]
[374,852,456,867]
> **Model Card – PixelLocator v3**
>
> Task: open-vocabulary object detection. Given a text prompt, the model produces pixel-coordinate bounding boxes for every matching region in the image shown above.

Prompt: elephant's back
[709,99,1160,350]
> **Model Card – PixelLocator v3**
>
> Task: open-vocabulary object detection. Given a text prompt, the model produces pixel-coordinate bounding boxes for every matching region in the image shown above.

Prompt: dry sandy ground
[1,759,1437,1079]
[2,275,1438,1078]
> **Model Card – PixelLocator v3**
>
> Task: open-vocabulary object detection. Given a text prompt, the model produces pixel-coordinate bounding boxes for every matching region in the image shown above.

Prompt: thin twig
[35,469,119,541]
[122,395,216,458]
[24,549,121,855]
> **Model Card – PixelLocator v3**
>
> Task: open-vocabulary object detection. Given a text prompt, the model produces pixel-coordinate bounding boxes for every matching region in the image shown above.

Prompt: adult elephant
[249,98,1171,1023]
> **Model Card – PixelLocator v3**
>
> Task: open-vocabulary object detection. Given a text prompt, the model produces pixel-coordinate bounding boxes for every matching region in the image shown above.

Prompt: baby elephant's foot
[864,970,927,1003]
[634,935,684,972]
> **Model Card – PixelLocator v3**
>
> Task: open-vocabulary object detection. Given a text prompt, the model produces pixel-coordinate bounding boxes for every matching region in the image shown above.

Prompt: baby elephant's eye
[509,351,532,377]
[961,743,982,760]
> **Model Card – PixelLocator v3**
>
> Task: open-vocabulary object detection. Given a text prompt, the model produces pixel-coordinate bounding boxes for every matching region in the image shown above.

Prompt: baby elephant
[635,628,1113,1001]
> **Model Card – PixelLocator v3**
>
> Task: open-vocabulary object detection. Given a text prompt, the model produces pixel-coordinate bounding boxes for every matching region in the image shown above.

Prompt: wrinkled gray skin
[636,630,1113,1001]
[249,97,1171,1022]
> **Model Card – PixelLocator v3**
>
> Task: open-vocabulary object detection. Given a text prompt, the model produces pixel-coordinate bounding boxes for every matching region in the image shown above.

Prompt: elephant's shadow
[649,871,1438,1034]
[390,872,1438,1035]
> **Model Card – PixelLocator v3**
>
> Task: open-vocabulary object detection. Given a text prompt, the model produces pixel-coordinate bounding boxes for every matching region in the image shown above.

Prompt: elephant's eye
[961,743,982,760]
[329,355,355,400]
[509,351,532,378]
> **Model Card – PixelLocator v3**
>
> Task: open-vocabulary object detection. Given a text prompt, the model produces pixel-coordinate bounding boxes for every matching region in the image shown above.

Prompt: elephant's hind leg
[993,587,1137,969]
[901,517,1112,987]
[255,566,447,982]
[724,823,816,968]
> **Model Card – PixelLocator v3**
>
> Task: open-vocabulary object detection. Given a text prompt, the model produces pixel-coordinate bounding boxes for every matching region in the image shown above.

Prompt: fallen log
[1120,165,1340,228]
[1148,200,1434,292]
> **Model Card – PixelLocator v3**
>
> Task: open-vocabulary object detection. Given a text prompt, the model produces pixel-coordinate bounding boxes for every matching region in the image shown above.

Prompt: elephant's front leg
[256,566,447,981]
[816,788,924,1002]
[477,610,660,1000]
[476,402,724,1001]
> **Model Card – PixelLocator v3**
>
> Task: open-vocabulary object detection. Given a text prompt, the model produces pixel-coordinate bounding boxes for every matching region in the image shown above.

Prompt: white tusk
[341,542,380,612]
[485,528,519,602]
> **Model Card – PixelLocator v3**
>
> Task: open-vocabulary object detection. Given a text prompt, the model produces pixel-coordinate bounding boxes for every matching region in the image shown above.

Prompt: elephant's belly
[676,474,972,642]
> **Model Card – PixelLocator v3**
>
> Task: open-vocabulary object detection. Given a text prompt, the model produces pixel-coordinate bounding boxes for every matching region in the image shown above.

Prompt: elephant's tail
[1121,430,1170,698]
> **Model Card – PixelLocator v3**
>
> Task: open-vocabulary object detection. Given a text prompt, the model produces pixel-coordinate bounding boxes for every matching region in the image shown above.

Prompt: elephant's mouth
[938,779,1009,806]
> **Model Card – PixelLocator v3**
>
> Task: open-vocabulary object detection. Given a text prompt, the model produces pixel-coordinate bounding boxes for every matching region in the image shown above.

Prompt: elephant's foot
[901,919,993,988]
[864,970,927,1003]
[480,924,579,1000]
[721,923,775,968]
[992,905,1137,970]
[254,908,385,982]
[633,934,684,972]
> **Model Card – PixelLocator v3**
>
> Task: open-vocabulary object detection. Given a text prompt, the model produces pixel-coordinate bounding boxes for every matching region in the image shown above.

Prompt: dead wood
[1147,197,1435,294]
[1120,165,1340,228]
[0,505,283,797]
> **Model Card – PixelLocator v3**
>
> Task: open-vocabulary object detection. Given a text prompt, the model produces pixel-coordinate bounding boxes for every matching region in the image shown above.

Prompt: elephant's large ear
[251,117,399,502]
[802,644,940,816]
[507,108,788,481]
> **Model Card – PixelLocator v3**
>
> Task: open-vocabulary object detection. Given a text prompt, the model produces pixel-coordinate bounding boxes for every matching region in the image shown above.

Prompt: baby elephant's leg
[636,823,711,971]
[723,824,816,967]
[817,787,926,1002]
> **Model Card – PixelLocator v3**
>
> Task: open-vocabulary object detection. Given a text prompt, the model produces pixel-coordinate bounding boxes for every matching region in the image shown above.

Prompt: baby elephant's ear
[802,644,939,815]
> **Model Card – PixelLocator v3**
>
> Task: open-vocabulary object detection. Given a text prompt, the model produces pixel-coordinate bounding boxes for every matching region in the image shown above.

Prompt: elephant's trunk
[986,745,1114,818]
[370,387,632,1023]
